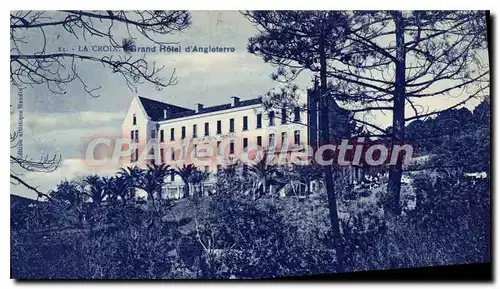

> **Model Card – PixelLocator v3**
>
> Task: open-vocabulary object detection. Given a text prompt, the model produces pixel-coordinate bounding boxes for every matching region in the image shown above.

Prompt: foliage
[245,10,489,221]
[188,170,211,198]
[103,175,133,204]
[407,98,490,173]
[137,163,171,203]
[11,10,491,279]
[11,166,490,278]
[412,171,489,232]
[195,194,338,278]
[83,175,107,206]
[174,164,197,198]
[247,149,280,198]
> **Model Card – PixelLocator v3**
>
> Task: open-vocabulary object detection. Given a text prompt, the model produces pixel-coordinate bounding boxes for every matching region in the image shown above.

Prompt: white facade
[122,95,309,193]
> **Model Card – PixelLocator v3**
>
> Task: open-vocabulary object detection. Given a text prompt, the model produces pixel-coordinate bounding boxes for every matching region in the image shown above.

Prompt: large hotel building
[122,94,320,197]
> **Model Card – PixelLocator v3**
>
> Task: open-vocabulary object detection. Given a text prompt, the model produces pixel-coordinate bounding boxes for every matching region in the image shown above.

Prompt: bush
[187,193,339,278]
[410,171,490,262]
[11,204,183,279]
[11,168,490,279]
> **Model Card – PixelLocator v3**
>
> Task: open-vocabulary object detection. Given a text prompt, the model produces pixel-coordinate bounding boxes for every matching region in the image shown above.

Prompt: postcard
[10,10,491,280]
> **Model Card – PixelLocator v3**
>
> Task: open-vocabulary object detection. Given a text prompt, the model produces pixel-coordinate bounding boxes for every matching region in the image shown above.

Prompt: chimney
[197,103,204,113]
[231,96,240,107]
[163,109,167,119]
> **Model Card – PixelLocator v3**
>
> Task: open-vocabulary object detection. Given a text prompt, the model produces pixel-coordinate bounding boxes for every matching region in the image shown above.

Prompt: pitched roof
[138,96,262,121]
[138,96,194,121]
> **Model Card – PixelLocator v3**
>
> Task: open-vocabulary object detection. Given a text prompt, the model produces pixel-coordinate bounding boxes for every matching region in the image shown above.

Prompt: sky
[10,11,489,198]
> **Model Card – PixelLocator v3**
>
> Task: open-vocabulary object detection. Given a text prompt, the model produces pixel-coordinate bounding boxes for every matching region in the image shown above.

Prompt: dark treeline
[405,98,490,173]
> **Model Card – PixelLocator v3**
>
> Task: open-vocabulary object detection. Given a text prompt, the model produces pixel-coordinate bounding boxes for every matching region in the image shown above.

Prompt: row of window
[132,130,302,163]
[157,110,300,141]
[132,128,301,149]
[132,109,301,142]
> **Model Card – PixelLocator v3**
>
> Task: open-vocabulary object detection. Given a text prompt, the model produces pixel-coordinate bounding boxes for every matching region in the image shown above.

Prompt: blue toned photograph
[10,10,491,280]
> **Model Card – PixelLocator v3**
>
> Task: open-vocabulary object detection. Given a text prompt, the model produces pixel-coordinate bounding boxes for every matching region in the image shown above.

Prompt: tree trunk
[147,190,155,205]
[387,11,406,219]
[182,182,190,198]
[262,177,267,196]
[319,30,345,271]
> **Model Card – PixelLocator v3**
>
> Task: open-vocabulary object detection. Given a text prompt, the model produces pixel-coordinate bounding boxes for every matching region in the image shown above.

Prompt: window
[217,165,222,172]
[150,129,156,139]
[170,128,175,141]
[171,148,175,161]
[257,136,262,147]
[243,116,248,131]
[181,126,186,139]
[193,124,197,138]
[294,130,300,145]
[217,120,222,134]
[229,140,235,154]
[217,141,222,155]
[170,171,175,182]
[160,148,164,163]
[243,137,248,151]
[281,108,287,124]
[204,165,209,172]
[132,114,136,125]
[269,133,275,147]
[134,130,139,142]
[294,107,301,122]
[130,130,134,141]
[229,118,235,132]
[160,129,164,142]
[131,148,139,162]
[256,113,262,129]
[281,132,287,146]
[269,111,275,126]
[205,122,209,136]
[135,148,139,162]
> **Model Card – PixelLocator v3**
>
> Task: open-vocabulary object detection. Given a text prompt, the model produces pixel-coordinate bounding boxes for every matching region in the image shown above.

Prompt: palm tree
[138,163,171,204]
[220,160,240,179]
[83,175,107,206]
[248,149,277,199]
[118,165,143,183]
[189,170,211,198]
[118,164,170,204]
[103,176,132,204]
[215,160,255,197]
[117,165,144,202]
[148,163,171,180]
[174,164,197,198]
